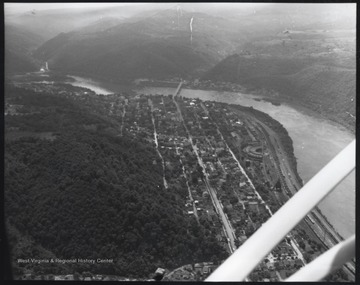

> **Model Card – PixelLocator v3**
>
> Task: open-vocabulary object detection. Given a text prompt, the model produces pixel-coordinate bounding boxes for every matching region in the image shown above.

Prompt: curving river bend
[65,77,356,239]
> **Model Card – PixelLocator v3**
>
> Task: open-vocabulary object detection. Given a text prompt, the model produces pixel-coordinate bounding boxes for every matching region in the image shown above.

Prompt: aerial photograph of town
[4,2,355,282]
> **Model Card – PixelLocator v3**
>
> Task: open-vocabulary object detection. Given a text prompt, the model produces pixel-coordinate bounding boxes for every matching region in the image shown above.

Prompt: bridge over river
[174,81,183,97]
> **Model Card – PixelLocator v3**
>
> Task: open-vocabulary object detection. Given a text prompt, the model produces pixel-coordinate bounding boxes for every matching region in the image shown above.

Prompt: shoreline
[182,82,355,136]
[240,105,347,244]
[74,77,354,241]
[274,93,355,136]
[169,84,351,248]
[241,102,353,276]
[143,85,348,251]
[11,73,354,242]
[7,78,354,280]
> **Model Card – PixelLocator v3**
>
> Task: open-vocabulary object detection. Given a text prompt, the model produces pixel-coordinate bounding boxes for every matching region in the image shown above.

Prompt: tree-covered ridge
[5,84,117,133]
[5,84,227,277]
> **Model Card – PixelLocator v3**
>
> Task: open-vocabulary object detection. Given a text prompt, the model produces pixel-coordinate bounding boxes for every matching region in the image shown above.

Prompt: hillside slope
[4,25,45,74]
[33,10,246,81]
[203,27,356,132]
[4,4,164,41]
[5,84,227,277]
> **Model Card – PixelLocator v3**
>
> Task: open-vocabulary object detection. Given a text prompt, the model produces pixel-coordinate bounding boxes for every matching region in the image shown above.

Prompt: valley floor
[5,80,354,282]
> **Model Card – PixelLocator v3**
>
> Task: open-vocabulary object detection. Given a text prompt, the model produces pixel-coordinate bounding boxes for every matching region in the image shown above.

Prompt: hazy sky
[5,3,144,14]
[5,2,355,18]
[4,2,269,15]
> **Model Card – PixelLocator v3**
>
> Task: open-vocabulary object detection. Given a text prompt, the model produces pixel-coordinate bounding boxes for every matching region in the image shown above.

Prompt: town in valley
[5,77,354,281]
[4,2,355,282]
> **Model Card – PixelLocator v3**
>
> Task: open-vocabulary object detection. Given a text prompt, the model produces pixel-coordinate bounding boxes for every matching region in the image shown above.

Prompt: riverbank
[243,106,355,277]
[10,73,354,238]
[274,92,355,136]
[168,87,354,239]
[6,79,354,280]
[183,80,355,135]
[239,105,348,243]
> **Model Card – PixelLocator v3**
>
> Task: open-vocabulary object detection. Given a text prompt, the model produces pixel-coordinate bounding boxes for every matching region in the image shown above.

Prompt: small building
[183,264,193,271]
[155,268,166,276]
[269,271,278,279]
[153,268,166,281]
[64,275,74,280]
[239,181,247,187]
[94,275,103,280]
[21,274,33,280]
[225,204,233,212]
[248,201,259,212]
[203,265,212,274]
[194,263,203,274]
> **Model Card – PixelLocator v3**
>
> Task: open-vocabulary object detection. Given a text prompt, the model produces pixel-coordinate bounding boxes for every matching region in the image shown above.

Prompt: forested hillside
[5,84,227,277]
[32,9,245,81]
[203,26,356,132]
[4,25,44,74]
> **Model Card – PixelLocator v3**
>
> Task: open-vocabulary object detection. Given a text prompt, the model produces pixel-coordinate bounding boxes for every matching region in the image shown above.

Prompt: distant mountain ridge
[203,53,355,132]
[4,24,44,74]
[5,4,167,41]
[5,3,356,130]
[33,9,244,81]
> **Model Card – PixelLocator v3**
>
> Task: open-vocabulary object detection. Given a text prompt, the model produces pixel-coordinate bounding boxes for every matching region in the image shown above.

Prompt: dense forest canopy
[5,83,227,277]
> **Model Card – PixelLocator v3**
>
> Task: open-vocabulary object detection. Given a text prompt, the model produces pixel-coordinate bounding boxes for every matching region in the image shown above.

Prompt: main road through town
[172,87,236,253]
[174,81,353,277]
[201,103,305,264]
[148,98,168,189]
[175,145,200,223]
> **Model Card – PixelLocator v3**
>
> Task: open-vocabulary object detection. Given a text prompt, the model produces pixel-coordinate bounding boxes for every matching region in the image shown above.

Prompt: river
[25,75,357,239]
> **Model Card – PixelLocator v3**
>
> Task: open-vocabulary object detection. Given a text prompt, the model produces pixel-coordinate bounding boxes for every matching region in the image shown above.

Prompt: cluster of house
[104,93,299,282]
[163,262,216,281]
[19,274,106,281]
[19,268,169,281]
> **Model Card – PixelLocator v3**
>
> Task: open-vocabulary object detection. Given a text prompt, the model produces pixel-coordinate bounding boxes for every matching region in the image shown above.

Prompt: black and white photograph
[3,2,356,281]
